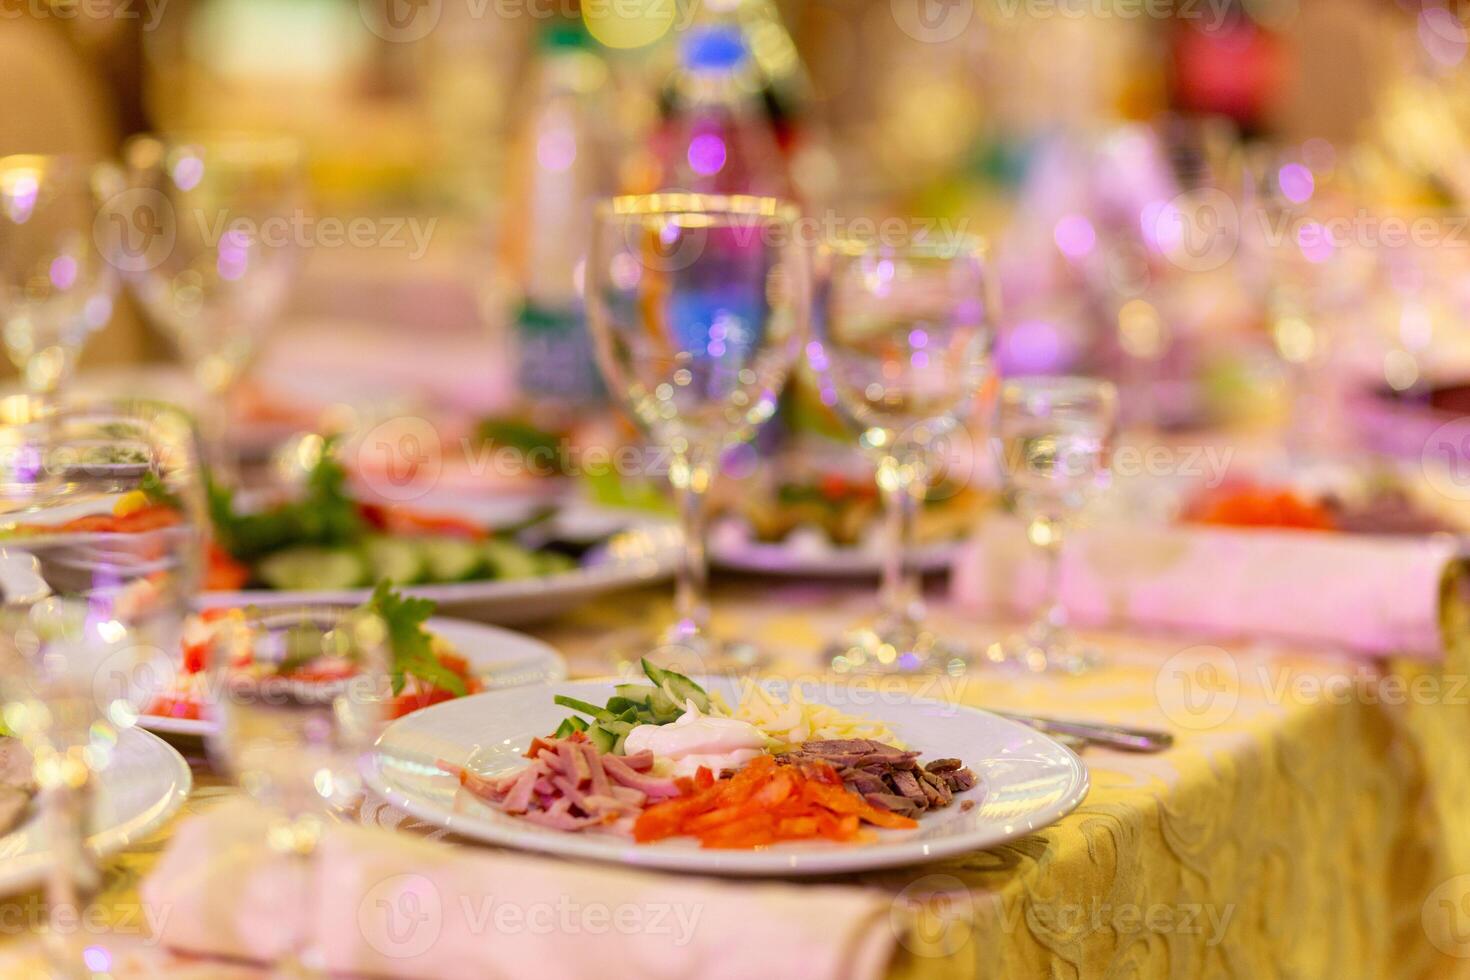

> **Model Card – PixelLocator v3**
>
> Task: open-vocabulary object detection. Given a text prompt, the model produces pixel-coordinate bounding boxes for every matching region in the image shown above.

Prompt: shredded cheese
[717,683,905,750]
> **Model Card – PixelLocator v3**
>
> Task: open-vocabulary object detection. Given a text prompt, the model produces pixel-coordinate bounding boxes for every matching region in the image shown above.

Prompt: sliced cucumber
[420,536,487,583]
[641,658,710,713]
[553,695,614,722]
[616,682,680,722]
[605,696,643,716]
[481,539,541,580]
[613,683,654,707]
[257,547,367,592]
[535,551,577,575]
[363,536,425,585]
[553,716,589,739]
[586,724,617,754]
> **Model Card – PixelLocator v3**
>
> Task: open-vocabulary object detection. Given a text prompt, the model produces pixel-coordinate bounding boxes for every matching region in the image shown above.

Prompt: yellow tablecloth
[4,579,1470,978]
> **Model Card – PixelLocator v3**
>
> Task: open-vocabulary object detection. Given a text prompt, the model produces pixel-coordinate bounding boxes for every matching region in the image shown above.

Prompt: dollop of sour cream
[623,702,765,778]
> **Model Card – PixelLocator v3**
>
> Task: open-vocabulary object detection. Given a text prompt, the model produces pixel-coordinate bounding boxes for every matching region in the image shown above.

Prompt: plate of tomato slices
[144,613,565,737]
[366,677,1090,876]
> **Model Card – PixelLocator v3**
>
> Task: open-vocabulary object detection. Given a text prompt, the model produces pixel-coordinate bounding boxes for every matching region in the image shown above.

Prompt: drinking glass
[205,605,391,972]
[0,155,117,405]
[107,133,306,482]
[813,235,996,674]
[0,400,204,976]
[586,193,808,672]
[988,376,1118,674]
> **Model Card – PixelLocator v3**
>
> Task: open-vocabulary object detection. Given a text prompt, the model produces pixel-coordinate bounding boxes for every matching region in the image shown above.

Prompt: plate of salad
[197,440,680,624]
[366,662,1089,875]
[709,473,987,577]
[144,584,566,737]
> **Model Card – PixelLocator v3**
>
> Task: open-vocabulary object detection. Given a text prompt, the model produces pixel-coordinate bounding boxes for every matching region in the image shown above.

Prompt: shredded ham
[437,732,681,835]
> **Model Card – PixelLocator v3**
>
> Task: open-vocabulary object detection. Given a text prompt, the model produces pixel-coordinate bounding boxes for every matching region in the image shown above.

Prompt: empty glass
[813,235,996,673]
[0,400,204,976]
[988,376,1117,673]
[107,133,306,481]
[586,193,808,671]
[0,155,117,405]
[205,605,390,972]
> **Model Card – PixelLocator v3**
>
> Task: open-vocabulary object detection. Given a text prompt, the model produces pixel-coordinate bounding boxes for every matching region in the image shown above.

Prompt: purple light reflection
[1053,214,1096,260]
[1277,163,1314,204]
[49,255,77,290]
[688,134,727,177]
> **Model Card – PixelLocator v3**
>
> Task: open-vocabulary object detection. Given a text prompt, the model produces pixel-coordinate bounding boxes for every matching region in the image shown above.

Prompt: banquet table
[3,575,1470,979]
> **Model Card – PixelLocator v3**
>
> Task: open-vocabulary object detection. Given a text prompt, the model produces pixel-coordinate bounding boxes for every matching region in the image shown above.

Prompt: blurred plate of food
[145,586,566,737]
[0,728,190,896]
[708,469,989,577]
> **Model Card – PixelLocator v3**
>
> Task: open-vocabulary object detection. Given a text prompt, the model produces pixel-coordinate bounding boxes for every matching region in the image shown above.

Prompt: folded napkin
[142,801,899,980]
[952,517,1464,658]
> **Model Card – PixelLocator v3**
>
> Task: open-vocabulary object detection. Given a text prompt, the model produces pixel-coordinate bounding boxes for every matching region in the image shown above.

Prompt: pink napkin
[142,801,900,980]
[952,518,1463,658]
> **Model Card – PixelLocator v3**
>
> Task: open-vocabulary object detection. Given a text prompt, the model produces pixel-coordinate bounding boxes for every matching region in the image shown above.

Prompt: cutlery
[993,710,1174,753]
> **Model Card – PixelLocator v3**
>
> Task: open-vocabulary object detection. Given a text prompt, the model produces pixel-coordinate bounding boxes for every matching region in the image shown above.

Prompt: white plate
[142,617,567,738]
[709,520,958,577]
[366,678,1089,876]
[0,727,191,895]
[199,512,680,625]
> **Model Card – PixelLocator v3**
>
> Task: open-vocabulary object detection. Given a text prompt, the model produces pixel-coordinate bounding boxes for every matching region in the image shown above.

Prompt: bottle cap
[681,25,748,73]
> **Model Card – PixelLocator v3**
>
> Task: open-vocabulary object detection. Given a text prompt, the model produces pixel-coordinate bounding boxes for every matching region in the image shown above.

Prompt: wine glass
[0,155,117,406]
[106,133,306,482]
[812,234,996,674]
[204,605,390,972]
[0,399,204,976]
[586,193,808,672]
[987,376,1117,674]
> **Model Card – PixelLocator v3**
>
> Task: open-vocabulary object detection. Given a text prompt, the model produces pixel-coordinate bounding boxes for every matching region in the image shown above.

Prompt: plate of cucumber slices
[196,447,681,624]
[199,506,681,626]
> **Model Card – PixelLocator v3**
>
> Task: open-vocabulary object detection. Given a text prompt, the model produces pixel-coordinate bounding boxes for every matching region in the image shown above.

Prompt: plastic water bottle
[503,22,610,407]
[656,24,789,197]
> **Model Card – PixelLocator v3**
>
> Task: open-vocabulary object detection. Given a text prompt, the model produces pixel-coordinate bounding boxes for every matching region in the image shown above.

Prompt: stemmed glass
[0,155,118,407]
[0,400,204,976]
[586,194,808,672]
[813,235,996,674]
[204,605,390,972]
[105,133,306,482]
[988,376,1117,674]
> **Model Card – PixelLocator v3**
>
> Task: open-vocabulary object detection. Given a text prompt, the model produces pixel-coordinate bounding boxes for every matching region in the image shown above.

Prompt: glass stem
[42,769,99,979]
[268,813,325,977]
[877,454,922,632]
[199,378,239,488]
[1030,516,1067,643]
[669,458,711,645]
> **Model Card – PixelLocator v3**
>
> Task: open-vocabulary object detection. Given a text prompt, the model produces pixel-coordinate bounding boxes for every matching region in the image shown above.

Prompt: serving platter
[366,678,1089,876]
[143,617,567,737]
[708,519,959,577]
[0,728,191,896]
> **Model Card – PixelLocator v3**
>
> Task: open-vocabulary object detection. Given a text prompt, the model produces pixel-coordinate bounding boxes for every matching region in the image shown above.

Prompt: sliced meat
[924,758,964,774]
[778,739,978,817]
[866,792,922,817]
